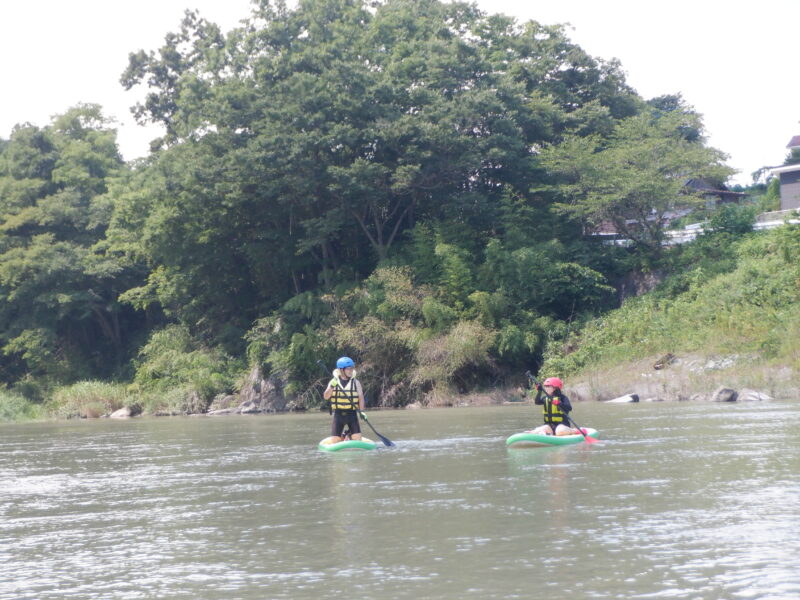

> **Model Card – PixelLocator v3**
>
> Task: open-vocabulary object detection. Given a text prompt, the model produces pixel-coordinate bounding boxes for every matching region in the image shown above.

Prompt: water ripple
[1,404,798,600]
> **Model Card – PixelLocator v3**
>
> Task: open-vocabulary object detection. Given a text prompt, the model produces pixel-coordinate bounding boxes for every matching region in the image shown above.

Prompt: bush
[542,225,800,377]
[10,375,48,403]
[132,325,239,413]
[707,203,756,235]
[46,381,131,419]
[421,297,458,333]
[136,386,207,416]
[0,390,42,422]
[412,321,497,395]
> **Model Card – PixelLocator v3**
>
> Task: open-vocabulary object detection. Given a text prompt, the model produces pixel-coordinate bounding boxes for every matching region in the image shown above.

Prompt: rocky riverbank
[98,352,797,420]
[564,352,797,404]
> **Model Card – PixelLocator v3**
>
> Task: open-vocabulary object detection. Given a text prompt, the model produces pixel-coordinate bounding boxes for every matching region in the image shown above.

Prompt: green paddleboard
[506,428,599,447]
[318,437,378,452]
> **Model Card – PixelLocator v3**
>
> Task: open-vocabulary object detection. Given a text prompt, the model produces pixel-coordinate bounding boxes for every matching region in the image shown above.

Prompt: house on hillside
[771,136,800,210]
[587,179,745,242]
[684,178,747,208]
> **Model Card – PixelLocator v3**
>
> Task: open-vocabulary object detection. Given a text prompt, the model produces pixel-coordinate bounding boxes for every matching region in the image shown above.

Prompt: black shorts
[332,411,361,437]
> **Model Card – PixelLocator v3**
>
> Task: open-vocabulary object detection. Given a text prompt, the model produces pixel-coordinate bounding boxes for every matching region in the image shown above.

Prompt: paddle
[316,360,395,447]
[359,400,395,447]
[525,371,597,444]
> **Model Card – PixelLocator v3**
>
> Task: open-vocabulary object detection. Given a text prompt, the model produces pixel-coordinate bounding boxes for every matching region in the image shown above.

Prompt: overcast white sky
[2,1,798,185]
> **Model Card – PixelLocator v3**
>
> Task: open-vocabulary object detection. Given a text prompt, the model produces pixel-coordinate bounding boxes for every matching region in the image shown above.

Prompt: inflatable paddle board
[318,437,378,452]
[506,428,599,448]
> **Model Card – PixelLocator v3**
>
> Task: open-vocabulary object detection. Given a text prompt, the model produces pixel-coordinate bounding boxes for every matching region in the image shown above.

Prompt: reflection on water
[1,402,799,599]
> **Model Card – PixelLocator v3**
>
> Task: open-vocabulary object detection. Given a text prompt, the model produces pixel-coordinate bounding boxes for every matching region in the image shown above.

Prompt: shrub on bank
[412,320,497,398]
[134,385,208,416]
[0,390,42,422]
[46,381,132,419]
[542,226,800,378]
[132,325,240,414]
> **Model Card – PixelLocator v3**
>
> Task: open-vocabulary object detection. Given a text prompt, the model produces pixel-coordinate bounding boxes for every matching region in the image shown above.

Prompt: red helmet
[543,377,563,389]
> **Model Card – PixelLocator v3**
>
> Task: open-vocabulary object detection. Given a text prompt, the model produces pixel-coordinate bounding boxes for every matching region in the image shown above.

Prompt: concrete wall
[779,169,800,210]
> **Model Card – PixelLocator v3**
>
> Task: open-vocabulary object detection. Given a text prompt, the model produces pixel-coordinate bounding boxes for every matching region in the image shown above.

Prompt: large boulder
[207,394,238,411]
[109,405,142,418]
[738,388,773,402]
[604,393,640,404]
[205,407,238,416]
[711,386,738,402]
[236,366,290,413]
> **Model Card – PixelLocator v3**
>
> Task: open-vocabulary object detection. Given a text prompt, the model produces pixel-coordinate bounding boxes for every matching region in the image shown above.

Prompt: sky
[2,1,798,186]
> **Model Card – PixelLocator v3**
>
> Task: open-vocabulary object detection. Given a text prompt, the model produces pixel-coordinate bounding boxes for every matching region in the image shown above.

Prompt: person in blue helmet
[323,356,365,443]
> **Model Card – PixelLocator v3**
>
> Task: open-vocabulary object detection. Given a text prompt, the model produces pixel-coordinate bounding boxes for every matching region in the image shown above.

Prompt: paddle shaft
[525,371,594,443]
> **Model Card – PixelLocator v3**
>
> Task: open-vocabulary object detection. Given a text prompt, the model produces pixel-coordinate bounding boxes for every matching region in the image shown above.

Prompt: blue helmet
[336,356,355,369]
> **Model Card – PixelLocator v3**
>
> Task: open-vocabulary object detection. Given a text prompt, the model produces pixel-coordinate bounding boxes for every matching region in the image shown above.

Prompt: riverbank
[408,350,796,407]
[2,351,795,424]
[563,352,797,403]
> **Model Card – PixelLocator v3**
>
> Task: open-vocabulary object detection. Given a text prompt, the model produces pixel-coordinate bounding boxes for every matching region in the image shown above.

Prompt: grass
[46,381,133,419]
[0,390,43,422]
[542,226,800,399]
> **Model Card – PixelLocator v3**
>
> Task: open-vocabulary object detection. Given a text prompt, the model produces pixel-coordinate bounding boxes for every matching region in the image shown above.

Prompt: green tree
[0,105,138,385]
[706,203,756,235]
[539,108,732,256]
[113,0,642,347]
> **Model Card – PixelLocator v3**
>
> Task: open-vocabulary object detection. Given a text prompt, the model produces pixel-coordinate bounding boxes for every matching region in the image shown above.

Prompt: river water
[1,401,798,600]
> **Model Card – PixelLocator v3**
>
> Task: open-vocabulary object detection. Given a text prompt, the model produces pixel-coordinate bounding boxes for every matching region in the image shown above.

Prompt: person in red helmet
[529,376,577,436]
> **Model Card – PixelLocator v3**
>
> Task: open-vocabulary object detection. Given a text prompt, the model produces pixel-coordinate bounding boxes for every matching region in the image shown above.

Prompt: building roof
[771,163,800,175]
[787,135,800,149]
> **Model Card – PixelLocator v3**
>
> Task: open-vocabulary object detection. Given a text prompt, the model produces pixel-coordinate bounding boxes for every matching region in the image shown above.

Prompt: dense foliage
[0,105,146,390]
[0,0,753,419]
[542,225,800,378]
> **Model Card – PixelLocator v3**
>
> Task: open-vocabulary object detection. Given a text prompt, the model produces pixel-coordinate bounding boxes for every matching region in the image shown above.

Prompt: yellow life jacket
[542,393,567,424]
[330,376,359,412]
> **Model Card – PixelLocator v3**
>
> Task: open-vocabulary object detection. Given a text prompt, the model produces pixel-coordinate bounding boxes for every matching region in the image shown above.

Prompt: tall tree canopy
[539,104,732,254]
[0,105,143,383]
[113,0,642,347]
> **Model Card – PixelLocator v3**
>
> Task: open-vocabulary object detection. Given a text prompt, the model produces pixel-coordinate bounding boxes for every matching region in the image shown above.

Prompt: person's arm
[557,394,572,413]
[532,386,544,405]
[356,380,365,411]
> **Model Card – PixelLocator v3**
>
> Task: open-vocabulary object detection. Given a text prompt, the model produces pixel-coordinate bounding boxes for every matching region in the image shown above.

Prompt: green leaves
[706,203,757,235]
[0,106,138,383]
[542,224,800,377]
[131,324,239,412]
[540,108,733,255]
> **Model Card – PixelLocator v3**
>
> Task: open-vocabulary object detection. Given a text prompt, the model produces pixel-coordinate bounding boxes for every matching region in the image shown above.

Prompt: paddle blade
[360,412,395,447]
[579,428,598,444]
